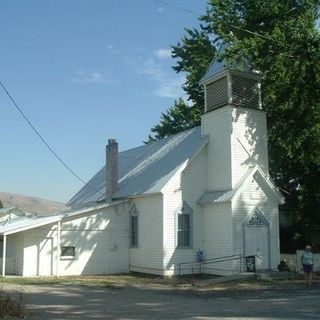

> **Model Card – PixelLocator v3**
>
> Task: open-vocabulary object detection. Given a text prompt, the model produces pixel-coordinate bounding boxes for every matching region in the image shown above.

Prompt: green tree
[0,199,3,209]
[148,29,215,141]
[147,98,203,141]
[149,0,320,250]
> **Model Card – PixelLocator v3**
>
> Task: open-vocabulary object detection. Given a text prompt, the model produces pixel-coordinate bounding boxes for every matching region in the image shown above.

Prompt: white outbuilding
[0,53,284,277]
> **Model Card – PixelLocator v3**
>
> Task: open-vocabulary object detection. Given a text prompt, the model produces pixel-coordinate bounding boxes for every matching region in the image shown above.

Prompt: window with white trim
[61,246,75,258]
[177,201,193,248]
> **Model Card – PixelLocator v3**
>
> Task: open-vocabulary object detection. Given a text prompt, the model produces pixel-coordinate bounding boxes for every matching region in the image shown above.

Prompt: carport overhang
[0,215,62,277]
[0,200,128,277]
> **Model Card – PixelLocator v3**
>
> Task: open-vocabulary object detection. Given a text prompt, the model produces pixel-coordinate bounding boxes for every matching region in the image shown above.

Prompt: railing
[0,258,16,275]
[175,254,246,284]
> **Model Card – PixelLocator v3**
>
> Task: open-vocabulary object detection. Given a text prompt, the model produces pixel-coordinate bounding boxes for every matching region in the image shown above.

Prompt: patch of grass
[0,287,29,318]
[0,272,216,290]
[0,275,125,289]
[1,272,312,293]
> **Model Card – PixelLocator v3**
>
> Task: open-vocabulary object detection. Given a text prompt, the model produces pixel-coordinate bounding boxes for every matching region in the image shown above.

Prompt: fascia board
[2,217,62,236]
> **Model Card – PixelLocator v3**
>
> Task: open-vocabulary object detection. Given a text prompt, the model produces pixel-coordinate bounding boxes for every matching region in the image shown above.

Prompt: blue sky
[0,0,208,203]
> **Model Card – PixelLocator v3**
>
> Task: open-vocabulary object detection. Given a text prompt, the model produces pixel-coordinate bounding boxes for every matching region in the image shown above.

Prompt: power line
[155,0,200,16]
[0,79,98,191]
[154,0,310,50]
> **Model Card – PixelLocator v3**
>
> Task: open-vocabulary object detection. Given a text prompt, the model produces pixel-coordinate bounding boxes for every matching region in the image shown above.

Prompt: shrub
[0,287,28,318]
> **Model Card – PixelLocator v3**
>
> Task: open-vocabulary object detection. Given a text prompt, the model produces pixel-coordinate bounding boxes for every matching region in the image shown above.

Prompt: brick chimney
[106,139,119,200]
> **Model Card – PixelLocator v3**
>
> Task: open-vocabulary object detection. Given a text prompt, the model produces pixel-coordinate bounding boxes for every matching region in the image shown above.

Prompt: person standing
[301,245,314,286]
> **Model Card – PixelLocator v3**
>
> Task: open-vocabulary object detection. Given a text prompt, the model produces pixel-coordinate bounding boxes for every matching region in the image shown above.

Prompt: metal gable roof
[0,201,129,235]
[67,126,208,207]
[198,165,284,206]
[0,214,62,235]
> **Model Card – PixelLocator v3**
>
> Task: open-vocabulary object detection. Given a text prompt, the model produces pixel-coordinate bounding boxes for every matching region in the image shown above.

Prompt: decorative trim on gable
[245,209,269,227]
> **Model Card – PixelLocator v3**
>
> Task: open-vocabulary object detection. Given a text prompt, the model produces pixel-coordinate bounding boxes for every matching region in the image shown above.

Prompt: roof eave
[1,216,62,236]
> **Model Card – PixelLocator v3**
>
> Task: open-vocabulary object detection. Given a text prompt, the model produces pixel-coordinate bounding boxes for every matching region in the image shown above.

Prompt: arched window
[130,204,139,247]
[176,201,193,247]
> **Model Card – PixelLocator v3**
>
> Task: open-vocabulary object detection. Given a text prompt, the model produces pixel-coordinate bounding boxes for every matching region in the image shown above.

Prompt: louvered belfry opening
[231,73,260,109]
[204,70,260,113]
[206,76,228,112]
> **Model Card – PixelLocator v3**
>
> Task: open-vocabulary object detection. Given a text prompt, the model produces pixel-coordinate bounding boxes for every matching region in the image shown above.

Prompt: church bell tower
[200,48,269,191]
[200,53,261,112]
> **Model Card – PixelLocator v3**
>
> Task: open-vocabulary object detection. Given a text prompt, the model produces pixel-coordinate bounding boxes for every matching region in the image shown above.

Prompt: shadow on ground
[5,281,320,319]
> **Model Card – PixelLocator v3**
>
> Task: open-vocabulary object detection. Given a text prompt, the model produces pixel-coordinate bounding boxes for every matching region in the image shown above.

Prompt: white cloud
[72,70,117,85]
[157,7,164,12]
[155,75,186,99]
[131,55,185,99]
[154,48,172,59]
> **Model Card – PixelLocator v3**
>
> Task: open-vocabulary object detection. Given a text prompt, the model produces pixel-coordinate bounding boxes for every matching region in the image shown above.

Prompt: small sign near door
[245,255,256,272]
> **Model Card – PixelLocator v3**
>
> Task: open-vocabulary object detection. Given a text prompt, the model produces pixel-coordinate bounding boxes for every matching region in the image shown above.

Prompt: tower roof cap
[199,43,257,84]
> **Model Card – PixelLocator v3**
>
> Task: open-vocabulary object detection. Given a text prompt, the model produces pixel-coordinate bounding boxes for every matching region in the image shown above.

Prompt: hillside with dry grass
[0,191,66,214]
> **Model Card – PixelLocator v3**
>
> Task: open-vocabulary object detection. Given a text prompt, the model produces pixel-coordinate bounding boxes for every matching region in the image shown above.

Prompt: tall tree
[149,0,320,250]
[146,98,200,141]
[0,199,3,209]
[148,29,215,141]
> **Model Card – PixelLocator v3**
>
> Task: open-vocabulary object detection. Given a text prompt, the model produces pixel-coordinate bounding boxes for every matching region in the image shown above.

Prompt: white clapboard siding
[202,203,234,275]
[60,205,129,276]
[2,233,24,275]
[231,107,269,186]
[129,195,164,275]
[232,176,280,270]
[21,205,130,276]
[162,149,206,276]
[0,257,16,275]
[201,106,233,191]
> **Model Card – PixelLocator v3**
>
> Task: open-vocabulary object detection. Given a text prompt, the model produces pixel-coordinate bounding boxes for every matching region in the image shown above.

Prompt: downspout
[2,235,6,277]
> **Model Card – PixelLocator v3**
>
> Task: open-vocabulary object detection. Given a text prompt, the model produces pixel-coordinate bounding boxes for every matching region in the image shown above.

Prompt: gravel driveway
[3,281,320,319]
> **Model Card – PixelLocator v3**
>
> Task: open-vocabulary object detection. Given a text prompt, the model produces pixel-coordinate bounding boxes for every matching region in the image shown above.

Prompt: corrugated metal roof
[198,167,254,205]
[67,127,208,207]
[61,200,127,219]
[0,214,62,235]
[0,207,28,223]
[198,165,284,206]
[0,201,128,235]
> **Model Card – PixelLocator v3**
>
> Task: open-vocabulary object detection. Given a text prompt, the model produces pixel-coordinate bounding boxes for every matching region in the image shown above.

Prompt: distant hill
[0,191,66,214]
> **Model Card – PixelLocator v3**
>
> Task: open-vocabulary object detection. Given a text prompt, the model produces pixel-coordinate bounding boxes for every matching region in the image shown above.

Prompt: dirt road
[3,281,320,319]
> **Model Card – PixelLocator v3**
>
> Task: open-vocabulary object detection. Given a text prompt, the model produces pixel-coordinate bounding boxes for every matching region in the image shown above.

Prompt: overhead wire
[0,79,99,192]
[154,0,317,51]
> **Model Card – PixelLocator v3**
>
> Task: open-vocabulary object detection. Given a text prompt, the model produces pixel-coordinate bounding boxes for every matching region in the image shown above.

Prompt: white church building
[0,55,284,277]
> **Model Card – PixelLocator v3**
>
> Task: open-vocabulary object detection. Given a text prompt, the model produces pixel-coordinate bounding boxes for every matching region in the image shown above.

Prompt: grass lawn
[0,273,200,289]
[0,272,316,291]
